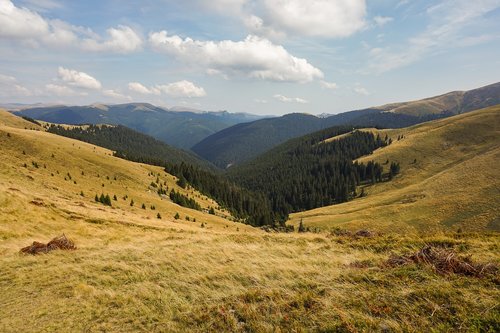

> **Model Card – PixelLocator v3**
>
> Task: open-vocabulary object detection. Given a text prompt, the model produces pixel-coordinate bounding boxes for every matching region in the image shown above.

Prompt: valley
[1,103,499,332]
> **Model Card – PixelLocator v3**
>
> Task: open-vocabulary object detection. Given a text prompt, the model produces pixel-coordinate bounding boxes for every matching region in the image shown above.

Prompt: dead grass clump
[329,228,376,238]
[20,234,76,255]
[387,245,498,277]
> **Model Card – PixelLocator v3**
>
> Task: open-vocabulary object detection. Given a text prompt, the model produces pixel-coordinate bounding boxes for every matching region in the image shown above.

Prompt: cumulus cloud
[258,0,366,38]
[198,0,367,39]
[157,80,206,98]
[0,0,141,53]
[320,81,338,90]
[81,25,142,53]
[102,89,132,101]
[45,83,86,96]
[128,80,206,98]
[273,94,308,103]
[58,67,102,90]
[149,32,323,82]
[128,82,160,95]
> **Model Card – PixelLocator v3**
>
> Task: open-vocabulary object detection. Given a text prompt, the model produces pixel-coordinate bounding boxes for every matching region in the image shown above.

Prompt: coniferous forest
[48,123,279,227]
[228,127,391,217]
[47,123,397,227]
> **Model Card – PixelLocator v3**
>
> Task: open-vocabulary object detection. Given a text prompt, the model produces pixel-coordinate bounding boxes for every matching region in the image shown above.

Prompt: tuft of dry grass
[386,245,499,277]
[20,234,76,255]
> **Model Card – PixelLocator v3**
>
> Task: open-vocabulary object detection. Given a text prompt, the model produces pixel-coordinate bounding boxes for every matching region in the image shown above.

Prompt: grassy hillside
[0,110,236,233]
[46,123,217,171]
[1,110,499,332]
[380,81,500,117]
[290,105,500,233]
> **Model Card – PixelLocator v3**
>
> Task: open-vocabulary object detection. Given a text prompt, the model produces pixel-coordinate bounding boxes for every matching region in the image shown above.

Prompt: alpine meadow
[0,1,499,332]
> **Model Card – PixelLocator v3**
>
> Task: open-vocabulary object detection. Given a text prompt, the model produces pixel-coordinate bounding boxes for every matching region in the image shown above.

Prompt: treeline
[169,189,201,211]
[48,123,279,227]
[47,124,215,171]
[227,128,393,216]
[164,162,280,226]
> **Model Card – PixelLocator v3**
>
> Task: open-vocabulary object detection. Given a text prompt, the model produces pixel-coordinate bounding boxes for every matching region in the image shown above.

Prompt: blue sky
[0,0,499,115]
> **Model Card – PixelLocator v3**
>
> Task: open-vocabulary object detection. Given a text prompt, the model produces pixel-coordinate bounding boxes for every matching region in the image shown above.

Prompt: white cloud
[149,32,323,82]
[274,94,308,103]
[129,80,206,98]
[0,73,32,96]
[102,89,132,101]
[198,0,367,39]
[259,0,367,38]
[254,98,268,104]
[157,80,206,98]
[320,81,338,90]
[128,82,160,95]
[373,16,393,27]
[45,83,86,96]
[81,25,142,53]
[366,0,500,73]
[0,0,50,39]
[0,0,141,53]
[0,74,16,83]
[58,67,102,90]
[353,85,370,96]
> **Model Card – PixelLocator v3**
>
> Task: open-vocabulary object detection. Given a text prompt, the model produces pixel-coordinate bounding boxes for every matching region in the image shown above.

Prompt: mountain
[377,81,500,117]
[193,82,500,168]
[226,125,391,217]
[45,123,217,171]
[192,113,330,169]
[290,105,500,233]
[1,108,498,332]
[14,103,264,149]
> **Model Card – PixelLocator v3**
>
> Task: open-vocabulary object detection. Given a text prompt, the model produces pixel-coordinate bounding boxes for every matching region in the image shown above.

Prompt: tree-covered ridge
[47,123,279,227]
[47,124,216,171]
[227,127,394,217]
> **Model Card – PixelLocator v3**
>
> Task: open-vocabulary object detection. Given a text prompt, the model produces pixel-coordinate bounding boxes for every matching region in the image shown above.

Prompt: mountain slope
[192,113,330,168]
[0,110,234,228]
[378,82,500,116]
[0,110,499,332]
[226,125,391,217]
[192,82,500,168]
[46,123,217,171]
[290,105,500,232]
[15,103,263,149]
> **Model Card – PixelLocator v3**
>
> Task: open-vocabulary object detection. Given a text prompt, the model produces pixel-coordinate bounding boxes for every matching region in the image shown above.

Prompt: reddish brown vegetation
[387,245,498,277]
[20,234,76,255]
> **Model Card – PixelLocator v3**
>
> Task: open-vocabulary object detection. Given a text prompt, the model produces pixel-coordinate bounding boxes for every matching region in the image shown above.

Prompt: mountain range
[14,103,264,149]
[193,82,500,168]
[10,81,500,169]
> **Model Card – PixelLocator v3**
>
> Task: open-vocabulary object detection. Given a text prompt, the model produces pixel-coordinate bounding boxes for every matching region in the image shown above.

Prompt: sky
[0,0,499,116]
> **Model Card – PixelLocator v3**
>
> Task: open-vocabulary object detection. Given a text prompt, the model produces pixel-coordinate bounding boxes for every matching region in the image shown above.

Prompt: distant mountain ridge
[192,82,500,168]
[14,103,264,149]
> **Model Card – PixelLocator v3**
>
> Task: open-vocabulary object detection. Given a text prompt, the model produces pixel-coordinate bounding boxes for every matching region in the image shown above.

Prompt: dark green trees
[95,193,112,206]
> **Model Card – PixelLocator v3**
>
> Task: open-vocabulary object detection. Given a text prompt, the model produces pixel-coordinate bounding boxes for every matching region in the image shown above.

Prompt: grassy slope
[291,105,500,233]
[0,110,499,332]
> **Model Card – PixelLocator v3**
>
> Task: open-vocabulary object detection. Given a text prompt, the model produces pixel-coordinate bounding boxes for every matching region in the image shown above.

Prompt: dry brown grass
[0,110,499,332]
